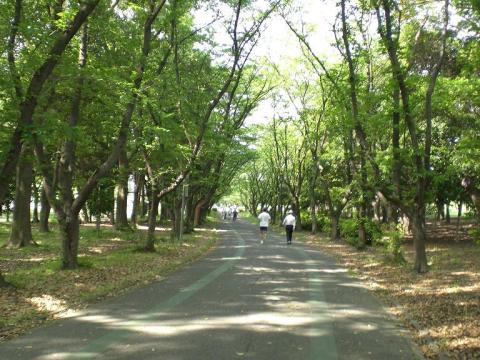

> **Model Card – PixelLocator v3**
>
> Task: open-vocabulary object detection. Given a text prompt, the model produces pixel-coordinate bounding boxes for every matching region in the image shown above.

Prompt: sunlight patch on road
[27,295,76,318]
[75,311,317,337]
[39,352,97,359]
[194,227,230,233]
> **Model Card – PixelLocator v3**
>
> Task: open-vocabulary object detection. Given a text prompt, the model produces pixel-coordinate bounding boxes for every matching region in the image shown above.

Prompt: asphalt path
[0,218,422,360]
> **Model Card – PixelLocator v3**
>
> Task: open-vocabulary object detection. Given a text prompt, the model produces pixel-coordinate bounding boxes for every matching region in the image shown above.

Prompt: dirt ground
[300,220,480,360]
[0,223,218,342]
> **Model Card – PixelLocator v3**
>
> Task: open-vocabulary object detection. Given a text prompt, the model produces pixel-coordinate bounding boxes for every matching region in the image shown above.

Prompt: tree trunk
[194,197,209,227]
[455,201,462,242]
[59,215,80,269]
[141,183,148,217]
[462,178,480,228]
[293,197,302,230]
[357,206,367,249]
[115,148,129,229]
[309,180,317,234]
[0,271,9,288]
[341,0,368,250]
[8,146,33,248]
[6,202,11,222]
[171,197,182,242]
[32,179,39,223]
[39,183,50,232]
[82,206,89,224]
[0,0,100,206]
[411,210,429,273]
[330,212,341,240]
[131,172,143,227]
[145,188,160,252]
[445,203,451,224]
[184,194,194,233]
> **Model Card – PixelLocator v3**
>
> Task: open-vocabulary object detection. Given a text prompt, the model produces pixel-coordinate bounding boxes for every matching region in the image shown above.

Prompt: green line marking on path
[295,246,338,360]
[63,231,246,360]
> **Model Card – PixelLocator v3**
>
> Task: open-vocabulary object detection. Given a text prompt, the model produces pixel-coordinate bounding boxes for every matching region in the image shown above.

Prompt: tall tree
[0,0,100,204]
[373,0,450,272]
[35,1,167,268]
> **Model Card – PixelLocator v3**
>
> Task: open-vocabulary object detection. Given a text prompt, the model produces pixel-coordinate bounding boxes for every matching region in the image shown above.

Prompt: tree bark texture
[330,212,341,240]
[32,180,40,223]
[194,197,209,227]
[115,147,129,229]
[145,188,160,252]
[309,173,318,234]
[39,183,50,232]
[341,0,367,248]
[0,271,9,288]
[375,0,449,272]
[60,215,80,269]
[411,209,429,273]
[131,172,144,226]
[8,146,33,248]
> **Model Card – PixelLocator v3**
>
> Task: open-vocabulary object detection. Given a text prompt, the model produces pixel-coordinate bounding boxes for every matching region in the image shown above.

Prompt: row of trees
[0,0,275,286]
[240,0,480,273]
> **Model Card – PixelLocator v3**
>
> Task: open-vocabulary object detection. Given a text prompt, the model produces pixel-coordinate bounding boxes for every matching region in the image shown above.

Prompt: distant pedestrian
[257,208,271,244]
[282,209,296,245]
[232,206,238,222]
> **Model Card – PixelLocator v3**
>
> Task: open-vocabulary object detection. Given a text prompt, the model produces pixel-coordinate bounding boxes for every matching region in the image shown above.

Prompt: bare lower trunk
[141,184,148,217]
[455,201,462,242]
[115,183,129,229]
[401,214,411,235]
[82,206,89,224]
[171,198,182,242]
[109,208,115,225]
[5,203,11,222]
[8,146,33,248]
[462,178,480,228]
[411,210,429,273]
[357,207,367,249]
[60,215,80,269]
[39,184,50,232]
[145,188,160,252]
[32,180,39,223]
[194,197,208,227]
[115,148,129,229]
[330,212,340,240]
[0,271,9,288]
[184,195,194,233]
[294,198,302,229]
[309,194,317,234]
[131,173,143,227]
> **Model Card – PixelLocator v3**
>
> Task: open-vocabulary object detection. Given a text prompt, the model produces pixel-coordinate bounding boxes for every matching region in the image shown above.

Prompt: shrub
[469,228,480,246]
[339,218,359,246]
[364,218,382,244]
[375,225,406,264]
[340,217,383,248]
[300,211,331,232]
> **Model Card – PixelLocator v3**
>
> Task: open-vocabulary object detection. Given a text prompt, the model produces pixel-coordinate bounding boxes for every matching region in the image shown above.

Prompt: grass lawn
[0,221,219,342]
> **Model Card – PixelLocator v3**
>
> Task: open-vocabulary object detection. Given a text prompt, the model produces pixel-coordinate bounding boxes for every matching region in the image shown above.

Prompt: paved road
[0,219,422,360]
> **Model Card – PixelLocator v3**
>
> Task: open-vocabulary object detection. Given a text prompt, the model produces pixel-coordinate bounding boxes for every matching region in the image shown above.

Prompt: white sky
[249,0,340,126]
[194,0,340,126]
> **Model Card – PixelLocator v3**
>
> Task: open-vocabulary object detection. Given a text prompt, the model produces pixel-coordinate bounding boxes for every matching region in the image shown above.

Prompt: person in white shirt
[257,208,271,244]
[282,209,296,244]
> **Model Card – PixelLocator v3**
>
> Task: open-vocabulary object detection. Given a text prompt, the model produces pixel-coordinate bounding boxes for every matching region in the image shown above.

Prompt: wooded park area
[0,0,479,358]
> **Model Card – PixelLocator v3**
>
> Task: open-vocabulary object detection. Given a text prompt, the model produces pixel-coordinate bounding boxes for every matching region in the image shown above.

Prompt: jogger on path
[257,208,271,244]
[282,210,296,244]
